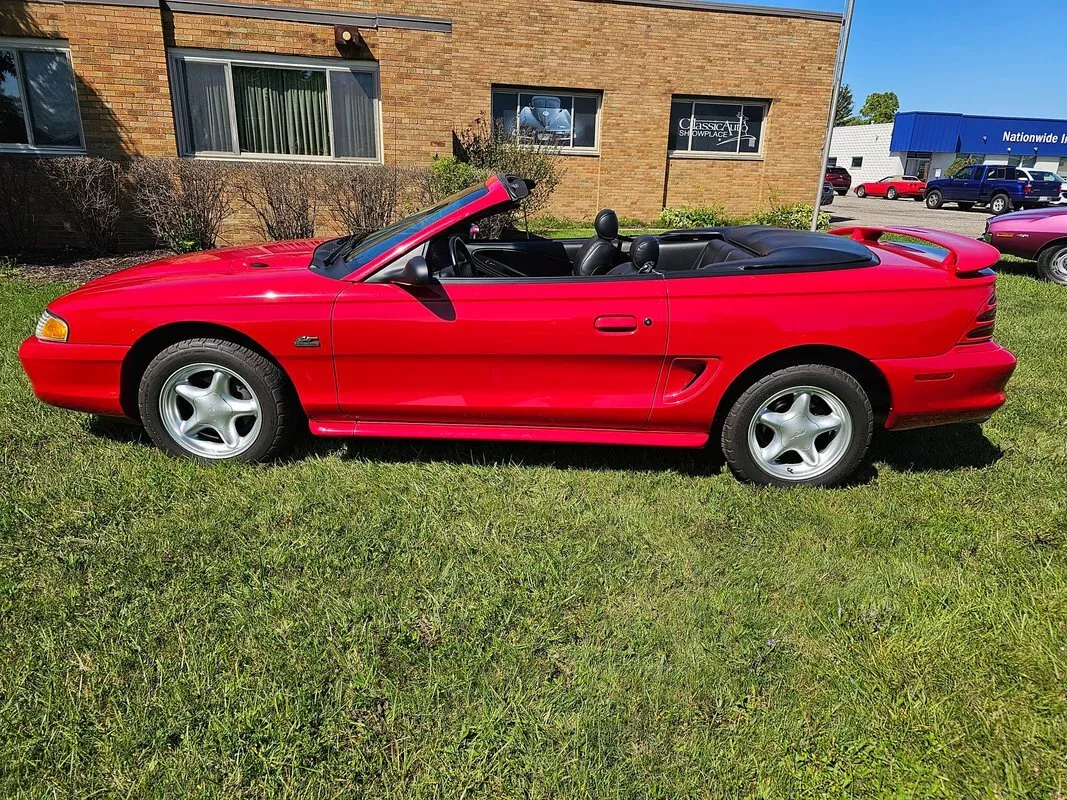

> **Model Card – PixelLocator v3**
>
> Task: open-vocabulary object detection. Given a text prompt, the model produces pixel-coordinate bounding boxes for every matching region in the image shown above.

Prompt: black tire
[989,193,1013,215]
[138,337,295,462]
[856,186,867,198]
[836,189,847,196]
[721,364,873,488]
[925,190,944,209]
[1037,244,1067,286]
[957,202,974,211]
[886,187,898,200]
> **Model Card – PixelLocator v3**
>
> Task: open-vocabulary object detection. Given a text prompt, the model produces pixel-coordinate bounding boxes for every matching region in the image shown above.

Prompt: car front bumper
[875,342,1017,430]
[19,336,129,417]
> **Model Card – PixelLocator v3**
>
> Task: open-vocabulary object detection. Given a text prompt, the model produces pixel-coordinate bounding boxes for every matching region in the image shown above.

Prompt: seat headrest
[630,234,659,269]
[594,209,619,240]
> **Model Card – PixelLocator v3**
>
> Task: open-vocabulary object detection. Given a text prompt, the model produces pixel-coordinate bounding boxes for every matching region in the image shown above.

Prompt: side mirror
[372,255,430,286]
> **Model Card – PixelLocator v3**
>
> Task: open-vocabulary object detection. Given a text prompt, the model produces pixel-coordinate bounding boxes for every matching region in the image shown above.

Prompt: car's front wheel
[925,190,944,209]
[856,186,867,198]
[721,365,873,487]
[1038,244,1067,286]
[138,338,296,462]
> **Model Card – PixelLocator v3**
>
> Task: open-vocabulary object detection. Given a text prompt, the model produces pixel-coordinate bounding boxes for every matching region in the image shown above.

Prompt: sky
[730,0,1067,119]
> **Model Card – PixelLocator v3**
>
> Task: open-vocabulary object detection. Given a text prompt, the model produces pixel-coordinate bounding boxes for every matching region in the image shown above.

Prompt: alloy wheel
[746,385,853,481]
[159,362,262,458]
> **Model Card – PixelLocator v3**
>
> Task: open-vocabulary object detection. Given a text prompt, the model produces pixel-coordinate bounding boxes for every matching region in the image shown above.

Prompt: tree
[859,91,900,124]
[834,83,855,127]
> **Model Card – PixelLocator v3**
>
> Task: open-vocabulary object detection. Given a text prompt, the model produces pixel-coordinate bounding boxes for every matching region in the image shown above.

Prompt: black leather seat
[572,209,619,276]
[608,234,659,276]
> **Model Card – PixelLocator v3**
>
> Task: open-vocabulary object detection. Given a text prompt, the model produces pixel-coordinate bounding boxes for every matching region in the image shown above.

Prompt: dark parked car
[821,182,835,206]
[925,164,1062,214]
[985,207,1067,285]
[825,166,852,195]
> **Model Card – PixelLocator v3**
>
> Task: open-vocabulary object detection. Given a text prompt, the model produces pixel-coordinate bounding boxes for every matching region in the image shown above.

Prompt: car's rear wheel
[836,189,847,196]
[721,365,873,487]
[138,338,295,462]
[925,190,944,209]
[886,187,898,200]
[856,186,867,198]
[1037,244,1067,286]
[990,194,1013,215]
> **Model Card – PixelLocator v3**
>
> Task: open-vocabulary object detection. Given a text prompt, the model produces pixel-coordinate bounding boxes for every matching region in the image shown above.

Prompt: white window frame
[668,96,768,160]
[0,36,85,155]
[168,48,383,164]
[492,86,602,155]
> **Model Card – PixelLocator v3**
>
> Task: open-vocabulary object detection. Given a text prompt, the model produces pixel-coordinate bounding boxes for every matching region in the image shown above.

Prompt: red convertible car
[19,174,1016,486]
[854,175,926,200]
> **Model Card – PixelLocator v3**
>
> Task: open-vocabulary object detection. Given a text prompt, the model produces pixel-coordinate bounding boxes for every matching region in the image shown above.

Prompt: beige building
[1,0,841,243]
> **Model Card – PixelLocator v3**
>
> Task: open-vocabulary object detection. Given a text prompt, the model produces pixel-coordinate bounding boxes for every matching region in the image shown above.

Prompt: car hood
[74,239,323,295]
[990,207,1067,225]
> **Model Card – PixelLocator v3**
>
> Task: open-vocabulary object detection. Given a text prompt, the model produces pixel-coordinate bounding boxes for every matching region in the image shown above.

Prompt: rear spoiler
[830,226,1000,276]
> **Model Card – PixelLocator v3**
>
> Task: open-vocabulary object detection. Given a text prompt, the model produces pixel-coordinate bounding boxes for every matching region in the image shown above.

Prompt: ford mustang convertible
[19,174,1016,486]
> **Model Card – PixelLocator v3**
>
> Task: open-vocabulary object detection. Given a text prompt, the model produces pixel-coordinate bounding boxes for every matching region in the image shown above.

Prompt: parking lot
[827,192,992,238]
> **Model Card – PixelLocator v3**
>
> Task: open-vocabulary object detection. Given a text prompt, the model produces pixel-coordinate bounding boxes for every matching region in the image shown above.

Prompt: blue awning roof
[891,111,1067,157]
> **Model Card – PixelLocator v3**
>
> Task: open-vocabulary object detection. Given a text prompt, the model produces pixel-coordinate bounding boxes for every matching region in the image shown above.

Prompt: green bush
[658,202,829,232]
[527,214,576,234]
[946,155,981,178]
[421,156,487,205]
[656,205,739,229]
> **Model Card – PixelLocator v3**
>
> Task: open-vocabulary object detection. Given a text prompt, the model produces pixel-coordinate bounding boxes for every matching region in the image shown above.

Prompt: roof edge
[572,0,842,23]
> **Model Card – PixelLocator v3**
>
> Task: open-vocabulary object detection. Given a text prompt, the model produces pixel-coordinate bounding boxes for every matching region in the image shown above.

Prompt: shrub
[527,214,576,234]
[657,205,739,229]
[324,164,408,235]
[0,159,42,256]
[750,202,830,231]
[44,156,123,254]
[129,158,235,253]
[456,116,563,218]
[236,162,322,241]
[416,156,486,206]
[946,155,981,178]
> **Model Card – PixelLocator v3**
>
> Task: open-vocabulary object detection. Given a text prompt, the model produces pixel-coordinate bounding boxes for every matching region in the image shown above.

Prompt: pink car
[986,207,1067,285]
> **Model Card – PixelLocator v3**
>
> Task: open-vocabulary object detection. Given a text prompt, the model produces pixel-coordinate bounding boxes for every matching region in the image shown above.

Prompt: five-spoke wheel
[139,338,295,462]
[722,364,874,486]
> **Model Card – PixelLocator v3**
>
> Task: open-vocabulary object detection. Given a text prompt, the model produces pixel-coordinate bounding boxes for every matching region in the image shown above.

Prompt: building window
[1007,155,1036,168]
[851,156,863,168]
[169,50,380,161]
[827,157,837,167]
[0,38,84,154]
[491,88,600,151]
[668,97,767,157]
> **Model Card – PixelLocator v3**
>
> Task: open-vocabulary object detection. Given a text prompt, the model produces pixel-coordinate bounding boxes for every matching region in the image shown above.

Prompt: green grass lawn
[1,265,1065,798]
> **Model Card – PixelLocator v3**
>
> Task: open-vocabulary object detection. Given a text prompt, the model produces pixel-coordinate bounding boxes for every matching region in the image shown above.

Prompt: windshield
[333,183,491,271]
[1025,170,1061,183]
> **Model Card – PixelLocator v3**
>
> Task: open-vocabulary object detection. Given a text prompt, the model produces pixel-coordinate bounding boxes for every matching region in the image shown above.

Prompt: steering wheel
[448,236,475,278]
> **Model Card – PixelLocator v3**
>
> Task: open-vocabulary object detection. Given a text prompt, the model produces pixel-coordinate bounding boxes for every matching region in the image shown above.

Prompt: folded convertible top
[660,225,878,271]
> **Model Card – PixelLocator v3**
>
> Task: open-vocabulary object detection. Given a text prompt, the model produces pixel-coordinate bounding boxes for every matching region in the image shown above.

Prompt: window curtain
[21,50,81,147]
[182,60,232,153]
[232,65,328,156]
[330,69,376,159]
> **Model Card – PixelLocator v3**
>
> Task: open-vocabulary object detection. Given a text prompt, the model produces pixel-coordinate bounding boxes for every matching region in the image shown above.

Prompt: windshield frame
[310,176,514,280]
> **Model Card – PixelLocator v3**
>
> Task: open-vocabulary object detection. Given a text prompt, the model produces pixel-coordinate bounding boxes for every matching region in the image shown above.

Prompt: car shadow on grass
[87,417,1002,480]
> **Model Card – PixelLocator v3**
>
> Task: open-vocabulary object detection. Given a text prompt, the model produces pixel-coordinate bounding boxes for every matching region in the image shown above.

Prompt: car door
[942,165,971,200]
[330,270,668,430]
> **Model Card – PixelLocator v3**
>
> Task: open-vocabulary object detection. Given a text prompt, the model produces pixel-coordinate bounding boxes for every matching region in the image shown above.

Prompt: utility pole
[812,0,857,232]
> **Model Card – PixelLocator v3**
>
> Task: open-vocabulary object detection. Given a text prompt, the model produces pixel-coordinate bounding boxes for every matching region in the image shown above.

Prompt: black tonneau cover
[660,225,878,273]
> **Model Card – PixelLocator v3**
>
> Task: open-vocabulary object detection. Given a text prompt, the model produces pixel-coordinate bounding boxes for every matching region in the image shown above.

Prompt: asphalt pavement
[826,192,991,238]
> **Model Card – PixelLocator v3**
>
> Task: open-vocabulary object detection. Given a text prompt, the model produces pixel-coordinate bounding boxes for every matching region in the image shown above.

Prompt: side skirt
[308,419,709,448]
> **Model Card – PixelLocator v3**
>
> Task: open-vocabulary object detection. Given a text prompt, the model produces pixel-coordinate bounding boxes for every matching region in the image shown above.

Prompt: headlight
[35,311,69,342]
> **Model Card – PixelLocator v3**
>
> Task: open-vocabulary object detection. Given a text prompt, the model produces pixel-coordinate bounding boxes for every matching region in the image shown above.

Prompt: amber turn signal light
[36,312,69,342]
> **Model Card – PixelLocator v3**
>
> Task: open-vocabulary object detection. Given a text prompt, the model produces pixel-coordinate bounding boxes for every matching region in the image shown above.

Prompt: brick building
[1,0,841,243]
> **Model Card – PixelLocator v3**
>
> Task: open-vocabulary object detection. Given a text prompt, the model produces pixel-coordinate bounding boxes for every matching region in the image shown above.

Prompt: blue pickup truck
[924,164,1063,214]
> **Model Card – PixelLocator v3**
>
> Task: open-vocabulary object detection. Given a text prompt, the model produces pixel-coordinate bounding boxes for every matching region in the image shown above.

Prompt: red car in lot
[854,175,927,200]
[986,206,1067,285]
[19,174,1016,486]
[825,166,852,195]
